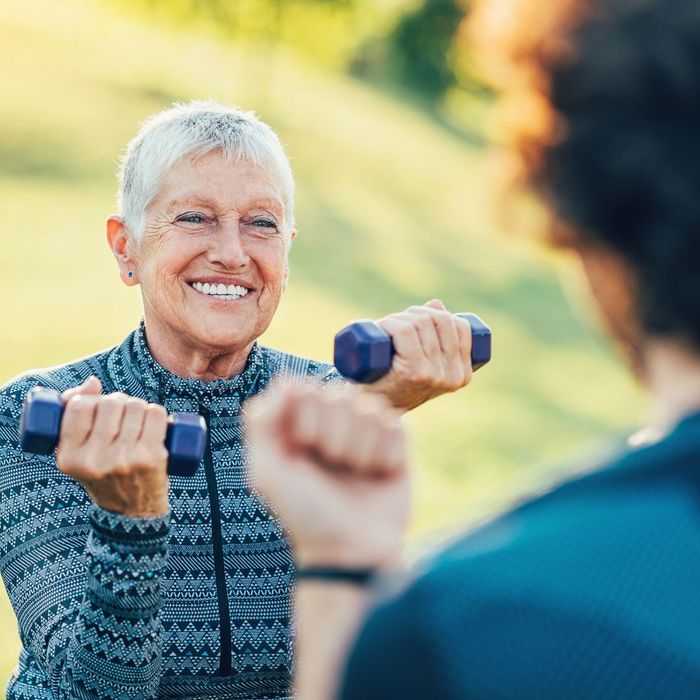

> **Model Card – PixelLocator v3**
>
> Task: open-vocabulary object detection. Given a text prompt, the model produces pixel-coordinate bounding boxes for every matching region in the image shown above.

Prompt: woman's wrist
[294,545,402,583]
[90,503,171,535]
[89,491,170,519]
[296,565,378,586]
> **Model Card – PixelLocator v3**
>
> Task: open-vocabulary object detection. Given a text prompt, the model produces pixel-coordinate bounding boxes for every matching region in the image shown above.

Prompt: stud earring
[127,271,134,279]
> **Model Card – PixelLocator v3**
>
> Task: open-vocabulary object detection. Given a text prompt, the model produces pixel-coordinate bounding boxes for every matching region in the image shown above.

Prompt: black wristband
[295,566,377,586]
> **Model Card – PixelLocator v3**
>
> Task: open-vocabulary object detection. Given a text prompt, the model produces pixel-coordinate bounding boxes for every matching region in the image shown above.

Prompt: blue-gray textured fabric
[0,324,335,699]
[340,413,700,700]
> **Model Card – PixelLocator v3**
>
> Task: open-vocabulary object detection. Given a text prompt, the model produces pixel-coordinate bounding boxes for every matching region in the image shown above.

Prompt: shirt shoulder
[1,347,115,399]
[341,429,700,700]
[260,346,342,384]
[0,348,115,450]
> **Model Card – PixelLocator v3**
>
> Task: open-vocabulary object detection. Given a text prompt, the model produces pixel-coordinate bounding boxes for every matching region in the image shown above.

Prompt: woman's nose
[208,222,251,269]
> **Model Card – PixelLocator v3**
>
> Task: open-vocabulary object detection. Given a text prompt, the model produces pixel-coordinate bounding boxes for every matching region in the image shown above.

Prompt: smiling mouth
[189,281,251,300]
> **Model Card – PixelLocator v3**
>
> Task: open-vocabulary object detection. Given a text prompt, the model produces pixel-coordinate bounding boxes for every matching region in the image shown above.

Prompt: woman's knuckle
[445,368,462,387]
[416,316,433,333]
[424,363,441,381]
[102,393,123,407]
[66,399,91,421]
[131,444,150,463]
[111,463,130,478]
[414,369,431,384]
[56,454,73,474]
[64,450,87,472]
[126,397,146,411]
[430,374,443,387]
[147,403,168,420]
[87,468,106,483]
[396,325,415,341]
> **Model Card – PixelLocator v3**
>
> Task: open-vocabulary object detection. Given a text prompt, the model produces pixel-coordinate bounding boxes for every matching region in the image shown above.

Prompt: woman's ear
[107,216,139,286]
[283,229,297,291]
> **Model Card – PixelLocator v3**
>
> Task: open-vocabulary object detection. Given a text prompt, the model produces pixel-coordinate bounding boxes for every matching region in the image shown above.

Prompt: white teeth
[190,282,250,299]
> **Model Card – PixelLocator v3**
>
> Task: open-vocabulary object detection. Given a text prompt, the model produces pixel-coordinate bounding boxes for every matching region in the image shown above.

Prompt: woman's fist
[246,382,411,569]
[364,299,474,412]
[56,377,170,517]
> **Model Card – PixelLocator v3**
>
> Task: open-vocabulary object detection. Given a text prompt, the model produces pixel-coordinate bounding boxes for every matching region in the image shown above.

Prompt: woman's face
[127,150,293,355]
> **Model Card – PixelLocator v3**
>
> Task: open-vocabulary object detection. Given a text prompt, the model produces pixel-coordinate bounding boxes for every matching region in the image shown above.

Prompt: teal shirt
[341,413,700,699]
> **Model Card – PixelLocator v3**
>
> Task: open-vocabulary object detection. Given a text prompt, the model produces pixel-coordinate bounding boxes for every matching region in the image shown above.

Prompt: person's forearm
[294,582,372,700]
[49,505,170,698]
[58,505,169,697]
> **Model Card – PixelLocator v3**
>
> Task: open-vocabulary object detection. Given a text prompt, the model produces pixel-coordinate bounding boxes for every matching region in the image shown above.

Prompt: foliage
[389,0,467,98]
[112,0,395,69]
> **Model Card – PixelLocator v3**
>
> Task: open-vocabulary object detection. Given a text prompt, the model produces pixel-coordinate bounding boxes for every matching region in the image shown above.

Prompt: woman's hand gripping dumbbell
[333,300,491,411]
[20,377,207,517]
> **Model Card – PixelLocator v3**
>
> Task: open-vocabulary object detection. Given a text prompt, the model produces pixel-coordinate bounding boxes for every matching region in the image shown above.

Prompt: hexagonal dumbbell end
[456,313,492,370]
[166,413,207,477]
[19,387,207,477]
[334,320,394,383]
[20,387,64,455]
[334,312,492,383]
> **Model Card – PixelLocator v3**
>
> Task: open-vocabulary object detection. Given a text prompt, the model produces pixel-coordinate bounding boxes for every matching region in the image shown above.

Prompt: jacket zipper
[200,407,233,676]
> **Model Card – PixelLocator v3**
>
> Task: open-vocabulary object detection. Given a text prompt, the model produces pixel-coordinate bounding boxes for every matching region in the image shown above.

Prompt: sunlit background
[0,0,643,686]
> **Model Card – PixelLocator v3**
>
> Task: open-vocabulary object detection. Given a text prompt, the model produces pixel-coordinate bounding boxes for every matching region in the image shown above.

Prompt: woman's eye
[252,218,278,230]
[176,213,207,224]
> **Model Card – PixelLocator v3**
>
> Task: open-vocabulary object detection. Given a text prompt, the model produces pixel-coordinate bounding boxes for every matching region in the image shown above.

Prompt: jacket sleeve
[0,376,169,699]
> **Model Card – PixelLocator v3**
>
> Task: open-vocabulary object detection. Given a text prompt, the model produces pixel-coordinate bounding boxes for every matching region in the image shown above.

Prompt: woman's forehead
[156,153,285,211]
[163,192,284,213]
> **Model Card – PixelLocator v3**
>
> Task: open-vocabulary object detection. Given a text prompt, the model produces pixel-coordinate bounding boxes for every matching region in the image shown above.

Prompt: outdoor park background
[0,0,643,685]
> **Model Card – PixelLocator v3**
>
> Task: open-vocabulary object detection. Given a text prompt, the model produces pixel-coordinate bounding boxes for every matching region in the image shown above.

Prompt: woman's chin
[184,320,254,352]
[177,306,260,353]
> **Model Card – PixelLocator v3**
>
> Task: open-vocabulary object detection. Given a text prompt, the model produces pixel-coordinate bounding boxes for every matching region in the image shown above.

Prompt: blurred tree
[389,0,467,99]
[117,0,384,70]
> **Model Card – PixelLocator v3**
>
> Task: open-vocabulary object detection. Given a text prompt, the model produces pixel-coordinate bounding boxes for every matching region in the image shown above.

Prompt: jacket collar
[108,321,266,409]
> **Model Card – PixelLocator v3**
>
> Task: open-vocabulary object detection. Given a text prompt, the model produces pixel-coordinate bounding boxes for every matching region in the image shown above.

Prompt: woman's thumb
[61,376,103,402]
[425,298,447,311]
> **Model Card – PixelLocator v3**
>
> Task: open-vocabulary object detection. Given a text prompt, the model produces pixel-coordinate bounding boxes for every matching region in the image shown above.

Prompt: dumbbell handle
[334,312,492,383]
[19,387,207,477]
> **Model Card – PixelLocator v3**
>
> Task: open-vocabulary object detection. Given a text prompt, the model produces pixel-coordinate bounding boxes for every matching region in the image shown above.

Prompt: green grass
[0,0,644,688]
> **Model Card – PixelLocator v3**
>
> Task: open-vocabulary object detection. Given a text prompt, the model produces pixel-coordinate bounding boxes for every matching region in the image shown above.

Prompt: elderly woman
[0,101,474,699]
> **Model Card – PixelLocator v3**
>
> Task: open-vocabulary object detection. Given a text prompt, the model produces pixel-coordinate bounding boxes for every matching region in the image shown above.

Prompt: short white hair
[118,100,296,242]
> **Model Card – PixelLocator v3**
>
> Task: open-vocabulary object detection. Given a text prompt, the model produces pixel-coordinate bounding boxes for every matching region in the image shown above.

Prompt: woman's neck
[644,338,700,437]
[142,318,253,382]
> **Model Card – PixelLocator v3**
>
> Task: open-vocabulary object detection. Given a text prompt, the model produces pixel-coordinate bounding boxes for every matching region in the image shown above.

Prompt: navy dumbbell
[334,312,491,383]
[19,387,207,477]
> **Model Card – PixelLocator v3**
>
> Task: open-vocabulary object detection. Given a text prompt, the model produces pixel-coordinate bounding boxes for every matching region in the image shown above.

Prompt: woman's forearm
[52,505,169,699]
[294,582,371,700]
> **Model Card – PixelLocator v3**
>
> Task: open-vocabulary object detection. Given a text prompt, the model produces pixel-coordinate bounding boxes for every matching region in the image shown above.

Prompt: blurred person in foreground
[0,101,475,699]
[246,0,700,698]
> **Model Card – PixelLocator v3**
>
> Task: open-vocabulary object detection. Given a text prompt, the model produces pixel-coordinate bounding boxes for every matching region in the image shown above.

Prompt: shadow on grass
[292,177,588,350]
[347,71,489,150]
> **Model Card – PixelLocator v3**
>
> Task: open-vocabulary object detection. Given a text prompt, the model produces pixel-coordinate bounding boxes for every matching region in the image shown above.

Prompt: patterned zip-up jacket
[0,324,335,699]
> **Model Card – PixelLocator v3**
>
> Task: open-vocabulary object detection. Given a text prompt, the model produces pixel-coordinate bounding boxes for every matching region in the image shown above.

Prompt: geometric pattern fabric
[0,323,335,699]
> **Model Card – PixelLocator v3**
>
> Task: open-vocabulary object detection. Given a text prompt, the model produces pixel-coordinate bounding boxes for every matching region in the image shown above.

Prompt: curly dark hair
[473,0,700,348]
